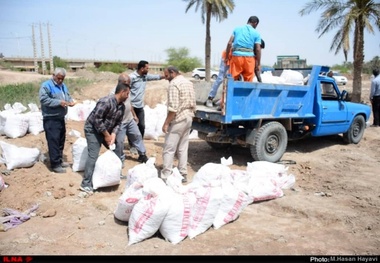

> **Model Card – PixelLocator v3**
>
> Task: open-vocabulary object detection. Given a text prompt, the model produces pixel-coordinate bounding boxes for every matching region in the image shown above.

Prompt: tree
[299,0,380,102]
[53,56,68,69]
[184,0,235,81]
[165,47,202,72]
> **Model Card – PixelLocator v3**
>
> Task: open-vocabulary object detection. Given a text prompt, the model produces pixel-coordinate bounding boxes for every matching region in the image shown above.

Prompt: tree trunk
[351,17,365,103]
[205,4,212,82]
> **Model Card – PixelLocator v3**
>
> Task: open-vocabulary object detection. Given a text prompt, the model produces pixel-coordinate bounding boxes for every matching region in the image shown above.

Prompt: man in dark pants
[128,60,165,139]
[39,67,76,173]
[113,73,148,168]
[80,81,130,194]
[370,67,380,127]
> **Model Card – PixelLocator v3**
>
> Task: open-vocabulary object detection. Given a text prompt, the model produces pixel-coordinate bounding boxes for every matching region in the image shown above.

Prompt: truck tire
[343,115,365,144]
[250,121,288,163]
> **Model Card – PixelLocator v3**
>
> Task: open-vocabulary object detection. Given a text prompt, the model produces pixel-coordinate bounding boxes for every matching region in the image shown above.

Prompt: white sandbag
[3,113,29,138]
[68,129,82,138]
[280,69,304,85]
[0,110,15,136]
[114,181,143,222]
[260,71,286,84]
[2,103,12,111]
[188,184,223,239]
[165,167,189,194]
[189,129,198,140]
[125,158,158,189]
[245,162,285,201]
[246,174,284,202]
[26,111,44,135]
[11,102,27,114]
[247,161,288,176]
[71,137,88,172]
[28,103,39,112]
[159,191,195,244]
[153,103,167,138]
[92,150,121,190]
[0,141,40,170]
[67,100,96,121]
[247,161,295,189]
[212,180,251,230]
[128,178,172,246]
[229,169,255,204]
[78,100,96,121]
[143,105,160,140]
[192,162,231,187]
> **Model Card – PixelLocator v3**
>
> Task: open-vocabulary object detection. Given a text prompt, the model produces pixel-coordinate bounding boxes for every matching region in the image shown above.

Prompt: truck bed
[194,67,321,124]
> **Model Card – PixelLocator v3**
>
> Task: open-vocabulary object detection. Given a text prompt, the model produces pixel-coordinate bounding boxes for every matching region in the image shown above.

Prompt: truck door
[316,81,350,136]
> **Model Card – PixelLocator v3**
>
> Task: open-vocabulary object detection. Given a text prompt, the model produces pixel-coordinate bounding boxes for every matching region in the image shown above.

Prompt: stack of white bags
[114,158,295,246]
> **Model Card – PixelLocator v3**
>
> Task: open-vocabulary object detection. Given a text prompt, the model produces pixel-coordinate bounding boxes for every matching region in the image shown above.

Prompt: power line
[0,36,31,39]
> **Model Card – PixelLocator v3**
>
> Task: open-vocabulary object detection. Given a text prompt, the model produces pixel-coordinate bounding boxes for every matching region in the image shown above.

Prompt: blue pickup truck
[192,65,371,163]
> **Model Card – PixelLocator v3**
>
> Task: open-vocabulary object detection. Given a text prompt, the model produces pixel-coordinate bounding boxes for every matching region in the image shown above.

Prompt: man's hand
[162,123,169,134]
[60,100,67,108]
[255,68,262,83]
[67,101,77,107]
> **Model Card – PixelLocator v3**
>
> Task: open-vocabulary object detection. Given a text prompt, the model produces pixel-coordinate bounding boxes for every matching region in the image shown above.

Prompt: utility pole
[39,22,46,75]
[47,22,54,74]
[31,24,39,73]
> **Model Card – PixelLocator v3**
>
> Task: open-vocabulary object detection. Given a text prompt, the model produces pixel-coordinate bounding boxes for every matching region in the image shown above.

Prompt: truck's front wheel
[343,115,365,144]
[250,122,288,163]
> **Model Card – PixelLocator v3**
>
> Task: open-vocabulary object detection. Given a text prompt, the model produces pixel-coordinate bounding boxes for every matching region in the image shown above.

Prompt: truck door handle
[323,106,328,109]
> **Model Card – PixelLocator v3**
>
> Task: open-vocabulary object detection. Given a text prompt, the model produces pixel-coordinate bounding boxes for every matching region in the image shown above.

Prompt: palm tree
[299,0,380,102]
[184,0,235,82]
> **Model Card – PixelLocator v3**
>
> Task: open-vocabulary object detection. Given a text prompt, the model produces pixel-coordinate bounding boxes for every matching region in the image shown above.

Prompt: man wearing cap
[225,16,262,82]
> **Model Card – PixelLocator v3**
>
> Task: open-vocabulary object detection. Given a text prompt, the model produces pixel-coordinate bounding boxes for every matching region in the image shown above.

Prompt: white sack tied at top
[0,141,41,170]
[66,100,96,121]
[92,150,122,190]
[245,161,296,202]
[143,104,167,140]
[159,190,195,244]
[114,181,144,222]
[191,162,232,187]
[125,157,157,190]
[159,167,195,244]
[26,103,43,135]
[3,113,29,139]
[212,178,252,230]
[71,137,88,172]
[0,109,15,136]
[187,183,223,239]
[127,177,173,246]
[280,69,304,85]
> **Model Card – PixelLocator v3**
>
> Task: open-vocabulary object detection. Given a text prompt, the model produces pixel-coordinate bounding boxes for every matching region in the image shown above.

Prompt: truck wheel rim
[266,135,279,153]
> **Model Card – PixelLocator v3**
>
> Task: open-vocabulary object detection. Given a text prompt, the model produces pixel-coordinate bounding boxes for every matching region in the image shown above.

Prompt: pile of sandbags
[114,159,296,245]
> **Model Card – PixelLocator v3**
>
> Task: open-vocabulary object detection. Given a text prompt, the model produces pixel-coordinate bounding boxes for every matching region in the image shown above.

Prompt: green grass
[0,78,91,111]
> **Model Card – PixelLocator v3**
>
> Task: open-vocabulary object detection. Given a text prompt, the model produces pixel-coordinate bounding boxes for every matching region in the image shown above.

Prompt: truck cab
[313,73,369,143]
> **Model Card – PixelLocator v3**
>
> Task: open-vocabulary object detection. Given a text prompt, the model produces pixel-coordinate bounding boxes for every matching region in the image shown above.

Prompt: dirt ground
[0,69,379,256]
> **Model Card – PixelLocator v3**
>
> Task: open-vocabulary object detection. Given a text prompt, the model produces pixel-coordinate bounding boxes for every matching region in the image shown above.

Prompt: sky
[0,0,379,68]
